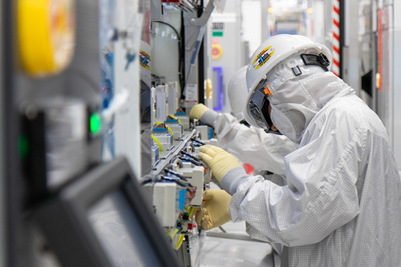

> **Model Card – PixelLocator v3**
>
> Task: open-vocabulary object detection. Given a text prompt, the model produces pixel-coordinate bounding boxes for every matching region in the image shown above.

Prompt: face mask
[270,104,304,144]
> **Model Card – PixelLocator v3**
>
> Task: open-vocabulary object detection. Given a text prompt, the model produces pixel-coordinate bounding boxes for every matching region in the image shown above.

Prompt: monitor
[32,156,182,267]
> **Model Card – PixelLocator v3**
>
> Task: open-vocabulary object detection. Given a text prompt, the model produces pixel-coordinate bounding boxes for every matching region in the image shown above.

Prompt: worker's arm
[216,117,362,246]
[190,104,298,175]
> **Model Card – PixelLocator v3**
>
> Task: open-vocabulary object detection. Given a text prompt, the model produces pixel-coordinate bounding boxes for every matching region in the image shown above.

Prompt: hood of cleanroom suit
[265,55,345,144]
[219,69,401,266]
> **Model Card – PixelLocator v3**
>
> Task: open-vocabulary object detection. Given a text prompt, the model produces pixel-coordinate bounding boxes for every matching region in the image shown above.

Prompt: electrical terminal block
[179,166,204,206]
[195,125,210,141]
[167,81,179,116]
[165,123,183,139]
[155,84,169,123]
[152,133,174,150]
[143,182,187,228]
[174,113,190,130]
[151,145,160,166]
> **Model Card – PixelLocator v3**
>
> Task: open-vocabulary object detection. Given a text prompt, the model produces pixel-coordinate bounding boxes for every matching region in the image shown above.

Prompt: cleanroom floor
[196,221,275,267]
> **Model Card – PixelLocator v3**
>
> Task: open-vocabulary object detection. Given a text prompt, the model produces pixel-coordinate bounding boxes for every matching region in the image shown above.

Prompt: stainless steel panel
[393,0,401,169]
[375,1,401,169]
[343,0,361,95]
[359,5,374,109]
[211,0,242,113]
[383,0,393,7]
[362,2,401,169]
[0,0,4,264]
[377,27,393,143]
[393,29,401,169]
[395,0,401,29]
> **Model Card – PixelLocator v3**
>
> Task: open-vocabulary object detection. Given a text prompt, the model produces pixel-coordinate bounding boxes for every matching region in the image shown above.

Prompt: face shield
[246,51,331,131]
[247,80,274,130]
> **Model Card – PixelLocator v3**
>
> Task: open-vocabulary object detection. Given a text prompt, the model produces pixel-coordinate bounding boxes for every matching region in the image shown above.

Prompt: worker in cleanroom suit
[192,66,296,266]
[195,34,401,266]
[190,66,298,176]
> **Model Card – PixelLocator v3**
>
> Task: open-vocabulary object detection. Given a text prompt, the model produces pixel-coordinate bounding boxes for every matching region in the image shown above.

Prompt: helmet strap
[300,53,330,71]
[290,53,330,77]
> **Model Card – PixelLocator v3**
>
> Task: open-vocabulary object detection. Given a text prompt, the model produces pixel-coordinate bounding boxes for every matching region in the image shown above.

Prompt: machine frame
[32,156,181,267]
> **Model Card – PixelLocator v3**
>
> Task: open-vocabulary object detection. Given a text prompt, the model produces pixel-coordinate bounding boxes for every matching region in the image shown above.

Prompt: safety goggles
[247,82,274,130]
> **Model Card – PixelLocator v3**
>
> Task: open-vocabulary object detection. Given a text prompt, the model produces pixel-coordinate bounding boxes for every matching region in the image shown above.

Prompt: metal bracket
[189,0,215,26]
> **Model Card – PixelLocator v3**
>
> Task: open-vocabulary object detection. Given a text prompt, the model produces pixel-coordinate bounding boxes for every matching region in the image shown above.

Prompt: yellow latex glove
[189,103,209,120]
[198,145,242,182]
[195,189,232,230]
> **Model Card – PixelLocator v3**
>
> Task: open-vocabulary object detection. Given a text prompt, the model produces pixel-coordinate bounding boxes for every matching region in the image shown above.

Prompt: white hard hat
[227,66,248,121]
[244,34,332,129]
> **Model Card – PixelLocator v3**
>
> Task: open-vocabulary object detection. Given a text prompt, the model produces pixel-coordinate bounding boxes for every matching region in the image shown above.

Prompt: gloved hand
[189,103,210,120]
[198,145,242,182]
[195,189,232,230]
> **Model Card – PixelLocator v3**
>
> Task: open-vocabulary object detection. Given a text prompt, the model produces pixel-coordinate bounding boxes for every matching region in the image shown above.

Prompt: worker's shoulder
[321,94,373,119]
[319,95,387,135]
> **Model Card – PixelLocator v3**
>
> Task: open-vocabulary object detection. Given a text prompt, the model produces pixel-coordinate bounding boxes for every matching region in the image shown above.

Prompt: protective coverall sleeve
[221,117,362,247]
[213,113,298,175]
[190,103,210,120]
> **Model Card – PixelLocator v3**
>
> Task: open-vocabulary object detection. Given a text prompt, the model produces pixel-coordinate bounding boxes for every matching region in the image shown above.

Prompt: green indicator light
[212,31,223,37]
[90,113,102,134]
[18,134,29,159]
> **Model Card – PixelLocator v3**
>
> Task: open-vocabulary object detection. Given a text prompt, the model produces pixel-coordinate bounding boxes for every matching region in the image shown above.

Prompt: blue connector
[152,128,167,132]
[178,189,187,210]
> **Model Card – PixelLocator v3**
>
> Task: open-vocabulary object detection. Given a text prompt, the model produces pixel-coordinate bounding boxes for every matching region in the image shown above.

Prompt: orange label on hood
[263,85,272,96]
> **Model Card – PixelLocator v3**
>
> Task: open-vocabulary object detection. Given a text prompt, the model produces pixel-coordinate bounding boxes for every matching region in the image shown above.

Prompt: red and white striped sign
[332,0,340,77]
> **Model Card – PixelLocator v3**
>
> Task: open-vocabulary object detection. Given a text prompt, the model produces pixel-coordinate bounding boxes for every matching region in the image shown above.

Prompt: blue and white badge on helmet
[251,46,275,70]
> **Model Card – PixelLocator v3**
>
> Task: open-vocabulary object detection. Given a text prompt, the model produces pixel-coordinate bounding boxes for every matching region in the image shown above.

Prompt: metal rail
[152,129,197,176]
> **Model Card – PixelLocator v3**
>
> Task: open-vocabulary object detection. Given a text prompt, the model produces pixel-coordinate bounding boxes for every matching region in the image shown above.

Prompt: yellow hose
[169,115,182,124]
[188,207,195,218]
[154,122,174,139]
[151,134,163,152]
[166,125,175,139]
[174,235,185,250]
[167,228,179,239]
